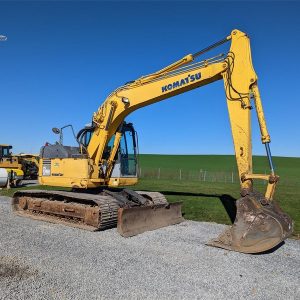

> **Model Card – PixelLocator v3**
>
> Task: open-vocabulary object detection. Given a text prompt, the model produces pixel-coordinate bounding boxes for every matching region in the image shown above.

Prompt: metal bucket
[207,192,293,253]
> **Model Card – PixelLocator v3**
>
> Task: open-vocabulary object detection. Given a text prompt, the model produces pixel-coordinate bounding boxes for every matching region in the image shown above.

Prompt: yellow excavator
[0,144,23,187]
[0,144,39,187]
[13,29,293,254]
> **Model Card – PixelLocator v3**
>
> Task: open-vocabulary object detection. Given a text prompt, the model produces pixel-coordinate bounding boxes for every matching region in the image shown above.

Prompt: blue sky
[0,1,299,157]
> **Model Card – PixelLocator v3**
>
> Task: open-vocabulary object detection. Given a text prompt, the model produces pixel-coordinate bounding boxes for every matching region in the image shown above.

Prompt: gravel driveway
[0,196,299,300]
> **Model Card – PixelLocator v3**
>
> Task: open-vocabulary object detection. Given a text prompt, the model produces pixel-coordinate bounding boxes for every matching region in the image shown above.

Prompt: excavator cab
[0,145,13,158]
[112,123,138,178]
[77,121,139,184]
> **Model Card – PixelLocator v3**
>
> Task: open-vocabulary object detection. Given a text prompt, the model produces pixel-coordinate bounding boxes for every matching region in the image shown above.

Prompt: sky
[0,1,299,157]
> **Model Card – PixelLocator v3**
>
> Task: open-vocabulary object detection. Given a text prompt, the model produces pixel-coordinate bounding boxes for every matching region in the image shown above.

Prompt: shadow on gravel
[154,190,237,224]
[252,241,285,255]
[0,256,38,280]
[20,183,34,187]
[20,180,39,187]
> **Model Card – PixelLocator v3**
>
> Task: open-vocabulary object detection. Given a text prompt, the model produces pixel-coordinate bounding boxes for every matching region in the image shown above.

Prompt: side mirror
[52,127,61,134]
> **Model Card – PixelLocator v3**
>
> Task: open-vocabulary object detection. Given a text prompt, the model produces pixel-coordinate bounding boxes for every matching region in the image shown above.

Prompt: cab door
[119,124,138,177]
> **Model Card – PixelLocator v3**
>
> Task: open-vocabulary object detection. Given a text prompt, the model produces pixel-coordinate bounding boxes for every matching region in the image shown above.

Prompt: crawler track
[13,190,121,231]
[12,189,183,235]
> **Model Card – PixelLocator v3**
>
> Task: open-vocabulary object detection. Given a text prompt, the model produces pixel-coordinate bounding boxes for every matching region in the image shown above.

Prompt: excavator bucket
[207,193,293,254]
[117,202,183,237]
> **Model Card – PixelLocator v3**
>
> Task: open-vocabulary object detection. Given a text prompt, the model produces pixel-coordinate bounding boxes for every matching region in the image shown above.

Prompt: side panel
[39,158,103,188]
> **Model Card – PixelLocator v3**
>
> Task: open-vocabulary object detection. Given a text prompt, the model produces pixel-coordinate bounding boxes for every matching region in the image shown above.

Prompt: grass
[1,154,299,238]
[139,154,300,186]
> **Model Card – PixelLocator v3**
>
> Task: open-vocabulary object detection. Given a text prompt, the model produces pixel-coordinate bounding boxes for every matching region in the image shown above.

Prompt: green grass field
[138,154,300,186]
[1,155,299,238]
[135,155,300,237]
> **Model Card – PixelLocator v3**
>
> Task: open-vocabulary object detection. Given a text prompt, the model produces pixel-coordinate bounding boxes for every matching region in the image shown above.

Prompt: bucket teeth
[207,193,293,254]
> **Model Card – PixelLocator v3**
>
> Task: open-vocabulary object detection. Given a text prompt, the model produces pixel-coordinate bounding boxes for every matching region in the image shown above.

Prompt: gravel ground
[0,196,299,300]
[20,180,39,187]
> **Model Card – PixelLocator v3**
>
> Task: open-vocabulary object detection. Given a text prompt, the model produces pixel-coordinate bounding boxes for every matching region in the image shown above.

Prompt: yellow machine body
[38,158,137,188]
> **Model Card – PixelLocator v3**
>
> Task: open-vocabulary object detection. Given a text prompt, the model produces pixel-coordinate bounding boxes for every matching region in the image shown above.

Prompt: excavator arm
[88,30,274,201]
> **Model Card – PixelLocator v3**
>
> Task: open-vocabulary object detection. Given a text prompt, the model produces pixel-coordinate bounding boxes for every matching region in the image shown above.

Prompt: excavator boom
[13,29,293,253]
